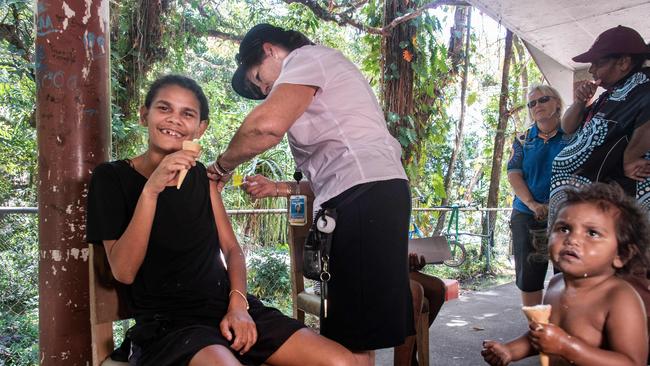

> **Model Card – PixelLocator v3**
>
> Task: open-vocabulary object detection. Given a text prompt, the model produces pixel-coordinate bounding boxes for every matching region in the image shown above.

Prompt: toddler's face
[548,202,624,278]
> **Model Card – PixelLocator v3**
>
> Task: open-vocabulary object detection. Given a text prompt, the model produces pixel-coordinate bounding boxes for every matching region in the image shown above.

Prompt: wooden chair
[89,245,130,366]
[286,196,431,366]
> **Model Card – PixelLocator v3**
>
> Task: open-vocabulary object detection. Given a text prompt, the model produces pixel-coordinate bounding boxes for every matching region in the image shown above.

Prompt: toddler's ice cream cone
[522,304,552,366]
[177,140,201,189]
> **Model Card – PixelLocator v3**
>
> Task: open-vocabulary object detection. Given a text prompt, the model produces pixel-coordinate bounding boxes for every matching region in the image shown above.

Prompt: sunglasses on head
[527,95,552,108]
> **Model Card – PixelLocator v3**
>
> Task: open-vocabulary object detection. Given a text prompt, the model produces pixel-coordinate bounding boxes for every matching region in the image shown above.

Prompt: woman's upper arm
[208,181,238,256]
[251,83,316,136]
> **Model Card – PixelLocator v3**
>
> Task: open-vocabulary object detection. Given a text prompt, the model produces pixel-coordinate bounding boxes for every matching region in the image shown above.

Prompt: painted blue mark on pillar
[37,14,57,36]
[37,2,48,15]
[96,36,106,53]
[35,45,46,70]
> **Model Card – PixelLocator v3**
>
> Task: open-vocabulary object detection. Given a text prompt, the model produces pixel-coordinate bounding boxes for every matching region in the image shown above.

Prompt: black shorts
[319,179,415,350]
[510,210,549,292]
[128,296,305,366]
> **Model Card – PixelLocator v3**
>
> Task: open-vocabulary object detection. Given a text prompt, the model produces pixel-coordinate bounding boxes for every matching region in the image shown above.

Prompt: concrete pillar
[35,0,110,364]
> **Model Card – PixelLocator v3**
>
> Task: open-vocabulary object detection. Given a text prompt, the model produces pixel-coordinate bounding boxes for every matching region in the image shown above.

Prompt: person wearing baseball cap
[208,23,416,364]
[550,24,650,216]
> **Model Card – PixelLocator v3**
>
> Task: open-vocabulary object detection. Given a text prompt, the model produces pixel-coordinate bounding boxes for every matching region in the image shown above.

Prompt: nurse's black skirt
[319,178,414,350]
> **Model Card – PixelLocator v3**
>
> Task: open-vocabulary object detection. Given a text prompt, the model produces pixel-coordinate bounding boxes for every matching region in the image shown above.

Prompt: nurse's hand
[207,161,232,192]
[243,174,278,199]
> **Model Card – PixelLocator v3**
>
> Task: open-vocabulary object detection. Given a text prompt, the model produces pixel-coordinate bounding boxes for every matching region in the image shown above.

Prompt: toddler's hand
[481,340,512,366]
[528,322,570,356]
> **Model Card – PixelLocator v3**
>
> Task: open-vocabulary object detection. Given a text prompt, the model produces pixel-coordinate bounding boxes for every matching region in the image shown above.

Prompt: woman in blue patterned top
[507,84,569,306]
[550,26,650,219]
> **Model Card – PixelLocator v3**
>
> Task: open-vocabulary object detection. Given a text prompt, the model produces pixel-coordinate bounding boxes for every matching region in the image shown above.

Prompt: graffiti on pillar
[83,31,106,60]
[36,2,57,36]
[35,45,46,71]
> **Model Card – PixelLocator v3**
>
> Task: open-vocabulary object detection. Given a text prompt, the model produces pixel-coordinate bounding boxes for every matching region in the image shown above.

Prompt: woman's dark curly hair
[551,183,650,273]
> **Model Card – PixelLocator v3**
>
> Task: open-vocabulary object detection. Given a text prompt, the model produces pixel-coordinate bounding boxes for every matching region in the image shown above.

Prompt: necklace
[538,128,558,138]
[536,124,559,143]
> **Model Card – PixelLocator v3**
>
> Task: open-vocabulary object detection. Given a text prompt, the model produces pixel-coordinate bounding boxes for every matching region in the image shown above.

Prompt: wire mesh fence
[0,210,39,366]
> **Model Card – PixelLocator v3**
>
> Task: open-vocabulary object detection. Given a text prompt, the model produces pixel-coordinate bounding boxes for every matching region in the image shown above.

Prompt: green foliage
[246,244,292,314]
[0,214,38,365]
[0,310,38,366]
[0,1,36,207]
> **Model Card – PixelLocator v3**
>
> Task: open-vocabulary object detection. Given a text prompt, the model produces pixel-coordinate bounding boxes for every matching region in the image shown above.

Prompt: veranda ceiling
[467,0,650,102]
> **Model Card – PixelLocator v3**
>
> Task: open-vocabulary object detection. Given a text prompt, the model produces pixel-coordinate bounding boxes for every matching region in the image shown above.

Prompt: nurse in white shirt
[208,23,413,365]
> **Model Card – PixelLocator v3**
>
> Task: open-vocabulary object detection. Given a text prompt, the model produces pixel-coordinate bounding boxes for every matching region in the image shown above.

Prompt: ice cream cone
[177,140,201,189]
[522,305,552,366]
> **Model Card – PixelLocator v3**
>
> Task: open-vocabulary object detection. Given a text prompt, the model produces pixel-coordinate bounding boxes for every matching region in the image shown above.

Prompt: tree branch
[0,23,29,62]
[205,29,243,43]
[284,0,470,37]
[506,104,526,117]
[283,0,385,35]
[384,0,469,34]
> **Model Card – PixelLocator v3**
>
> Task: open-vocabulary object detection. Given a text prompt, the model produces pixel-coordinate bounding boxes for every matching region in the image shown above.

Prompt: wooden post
[287,189,314,321]
[36,0,110,364]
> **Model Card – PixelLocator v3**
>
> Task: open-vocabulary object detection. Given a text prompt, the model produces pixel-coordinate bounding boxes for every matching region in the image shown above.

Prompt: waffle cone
[522,305,552,366]
[176,140,201,189]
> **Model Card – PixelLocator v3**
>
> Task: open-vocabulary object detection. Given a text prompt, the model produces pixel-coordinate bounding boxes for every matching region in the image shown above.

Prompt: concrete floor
[375,281,539,366]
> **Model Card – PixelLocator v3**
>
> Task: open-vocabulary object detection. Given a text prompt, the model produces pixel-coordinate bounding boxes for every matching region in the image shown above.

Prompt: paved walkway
[376,281,538,366]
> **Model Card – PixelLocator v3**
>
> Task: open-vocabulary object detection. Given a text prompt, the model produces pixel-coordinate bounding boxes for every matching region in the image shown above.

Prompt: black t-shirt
[87,160,230,320]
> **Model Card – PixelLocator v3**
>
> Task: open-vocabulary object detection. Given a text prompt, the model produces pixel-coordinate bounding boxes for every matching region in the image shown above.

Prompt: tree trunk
[513,34,528,131]
[483,29,513,252]
[463,162,483,203]
[434,6,471,234]
[382,0,415,160]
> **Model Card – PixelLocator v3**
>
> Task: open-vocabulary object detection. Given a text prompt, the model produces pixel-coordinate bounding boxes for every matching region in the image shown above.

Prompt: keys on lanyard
[320,254,331,318]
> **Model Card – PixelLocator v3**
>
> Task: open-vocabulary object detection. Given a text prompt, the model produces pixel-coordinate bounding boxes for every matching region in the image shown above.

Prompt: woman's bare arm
[209,180,258,355]
[217,83,317,170]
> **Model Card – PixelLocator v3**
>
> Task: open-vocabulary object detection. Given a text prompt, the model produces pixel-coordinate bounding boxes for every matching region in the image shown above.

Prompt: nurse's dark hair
[551,183,650,273]
[144,74,210,122]
[237,28,314,68]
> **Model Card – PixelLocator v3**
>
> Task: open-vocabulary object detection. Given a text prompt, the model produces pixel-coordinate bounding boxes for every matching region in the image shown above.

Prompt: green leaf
[467,92,478,106]
[399,41,410,49]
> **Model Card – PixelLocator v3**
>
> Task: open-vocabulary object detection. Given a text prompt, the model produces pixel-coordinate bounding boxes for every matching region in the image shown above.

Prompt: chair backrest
[287,193,315,321]
[89,245,130,366]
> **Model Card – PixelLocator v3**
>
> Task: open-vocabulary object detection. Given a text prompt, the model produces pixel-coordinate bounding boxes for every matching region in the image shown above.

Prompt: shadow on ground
[376,281,538,366]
